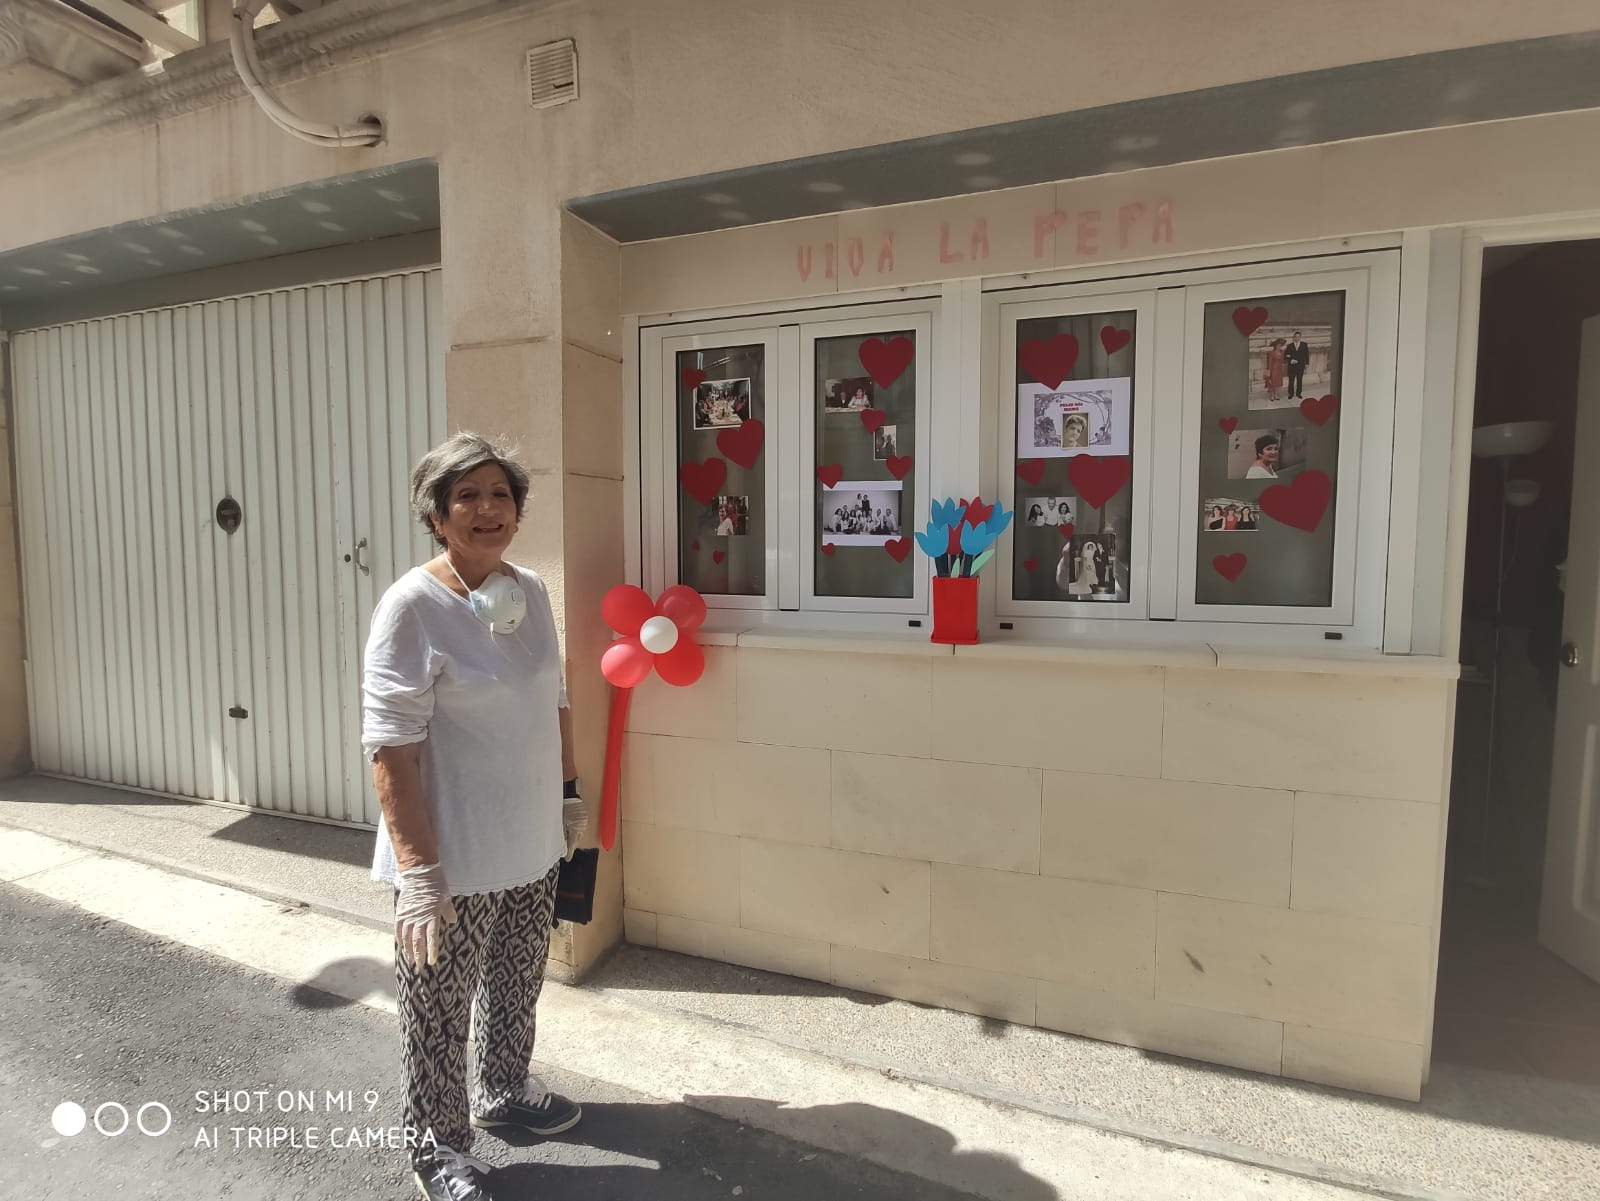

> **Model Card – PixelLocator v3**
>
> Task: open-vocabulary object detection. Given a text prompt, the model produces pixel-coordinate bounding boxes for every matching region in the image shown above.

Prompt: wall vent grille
[527,39,578,108]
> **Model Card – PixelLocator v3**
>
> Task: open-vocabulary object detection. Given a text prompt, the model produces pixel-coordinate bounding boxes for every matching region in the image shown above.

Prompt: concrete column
[437,113,625,973]
[553,212,624,974]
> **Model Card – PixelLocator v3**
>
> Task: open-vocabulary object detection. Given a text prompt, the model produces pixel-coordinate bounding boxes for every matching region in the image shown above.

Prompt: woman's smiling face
[435,462,518,557]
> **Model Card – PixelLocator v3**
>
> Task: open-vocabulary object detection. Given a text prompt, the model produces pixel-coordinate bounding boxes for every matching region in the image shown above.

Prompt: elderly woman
[362,431,586,1201]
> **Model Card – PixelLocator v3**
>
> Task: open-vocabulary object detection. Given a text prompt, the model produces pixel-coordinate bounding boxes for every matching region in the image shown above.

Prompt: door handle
[1562,641,1581,668]
[352,537,371,577]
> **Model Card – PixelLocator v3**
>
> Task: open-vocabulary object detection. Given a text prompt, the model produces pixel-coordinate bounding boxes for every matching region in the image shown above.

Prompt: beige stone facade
[3,0,1599,1099]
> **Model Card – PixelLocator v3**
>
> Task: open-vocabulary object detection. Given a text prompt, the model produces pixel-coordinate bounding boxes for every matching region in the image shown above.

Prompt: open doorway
[1436,239,1600,1083]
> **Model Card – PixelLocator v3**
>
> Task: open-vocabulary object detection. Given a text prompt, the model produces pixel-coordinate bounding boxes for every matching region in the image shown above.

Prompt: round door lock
[216,496,243,535]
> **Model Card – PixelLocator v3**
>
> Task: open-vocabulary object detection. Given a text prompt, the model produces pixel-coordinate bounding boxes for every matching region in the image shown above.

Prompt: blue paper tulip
[960,520,992,556]
[931,498,964,528]
[914,523,950,559]
[986,500,1015,538]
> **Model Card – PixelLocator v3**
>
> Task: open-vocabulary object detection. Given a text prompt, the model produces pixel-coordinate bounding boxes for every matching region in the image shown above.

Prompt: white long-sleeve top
[362,564,568,896]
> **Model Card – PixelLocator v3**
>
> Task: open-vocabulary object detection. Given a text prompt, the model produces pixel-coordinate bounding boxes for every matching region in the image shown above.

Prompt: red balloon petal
[602,585,655,637]
[654,638,705,687]
[601,637,654,688]
[655,584,707,633]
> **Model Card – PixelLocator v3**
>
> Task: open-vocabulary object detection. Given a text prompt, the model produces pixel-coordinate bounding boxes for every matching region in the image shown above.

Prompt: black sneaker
[413,1146,494,1201]
[471,1084,582,1136]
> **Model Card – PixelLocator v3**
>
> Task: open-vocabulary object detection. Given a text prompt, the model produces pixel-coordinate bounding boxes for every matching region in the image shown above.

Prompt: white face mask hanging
[447,561,526,634]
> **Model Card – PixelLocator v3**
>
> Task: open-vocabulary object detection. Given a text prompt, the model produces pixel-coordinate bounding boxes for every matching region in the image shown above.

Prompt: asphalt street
[1,881,994,1201]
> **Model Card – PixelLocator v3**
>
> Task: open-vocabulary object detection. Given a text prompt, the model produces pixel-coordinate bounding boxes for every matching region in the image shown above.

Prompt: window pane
[815,331,916,598]
[1010,311,1137,604]
[677,344,766,596]
[1195,292,1344,607]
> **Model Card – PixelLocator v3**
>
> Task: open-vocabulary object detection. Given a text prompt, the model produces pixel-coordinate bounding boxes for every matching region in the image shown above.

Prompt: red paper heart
[1067,454,1132,509]
[886,455,913,480]
[1018,334,1080,389]
[816,464,843,489]
[1057,522,1075,540]
[858,336,915,388]
[681,367,706,390]
[1023,557,1039,573]
[859,408,888,433]
[712,550,726,564]
[691,540,700,550]
[678,457,726,506]
[885,537,912,563]
[1259,469,1333,532]
[1232,306,1269,337]
[1100,326,1132,356]
[1213,553,1248,582]
[821,543,836,556]
[1219,417,1239,435]
[716,418,764,469]
[1016,459,1047,486]
[1300,394,1339,426]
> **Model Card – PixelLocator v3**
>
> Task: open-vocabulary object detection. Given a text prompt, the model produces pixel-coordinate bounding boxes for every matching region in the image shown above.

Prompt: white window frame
[1174,256,1397,643]
[639,296,945,628]
[981,249,1400,648]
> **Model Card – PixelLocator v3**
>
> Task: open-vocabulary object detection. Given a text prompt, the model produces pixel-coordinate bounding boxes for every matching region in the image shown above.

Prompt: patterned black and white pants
[394,861,560,1164]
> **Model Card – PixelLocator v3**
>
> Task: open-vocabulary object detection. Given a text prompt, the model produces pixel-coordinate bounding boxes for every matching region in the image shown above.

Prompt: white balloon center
[639,615,680,655]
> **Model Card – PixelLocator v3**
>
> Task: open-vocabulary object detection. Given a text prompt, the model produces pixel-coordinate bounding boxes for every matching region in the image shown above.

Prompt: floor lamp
[1467,419,1553,886]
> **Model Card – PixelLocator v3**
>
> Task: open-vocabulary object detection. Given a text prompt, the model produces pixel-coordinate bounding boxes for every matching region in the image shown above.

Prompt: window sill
[690,626,1461,679]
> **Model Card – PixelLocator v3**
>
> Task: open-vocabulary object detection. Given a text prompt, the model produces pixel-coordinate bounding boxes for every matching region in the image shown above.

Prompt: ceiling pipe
[228,0,382,147]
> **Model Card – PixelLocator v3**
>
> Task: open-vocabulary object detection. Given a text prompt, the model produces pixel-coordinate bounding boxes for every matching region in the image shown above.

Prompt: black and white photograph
[1023,496,1076,527]
[1226,426,1308,480]
[872,424,899,460]
[820,480,902,546]
[822,376,877,413]
[1247,321,1334,410]
[1016,376,1132,458]
[692,377,752,429]
[1058,531,1119,598]
[1202,498,1260,532]
[712,494,750,536]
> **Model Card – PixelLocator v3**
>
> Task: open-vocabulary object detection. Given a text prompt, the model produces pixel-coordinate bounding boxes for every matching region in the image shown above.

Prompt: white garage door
[10,268,445,827]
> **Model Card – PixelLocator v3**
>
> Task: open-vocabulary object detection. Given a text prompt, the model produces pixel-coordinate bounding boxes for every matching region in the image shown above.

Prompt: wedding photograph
[1059,531,1119,598]
[1246,320,1334,410]
[820,480,902,545]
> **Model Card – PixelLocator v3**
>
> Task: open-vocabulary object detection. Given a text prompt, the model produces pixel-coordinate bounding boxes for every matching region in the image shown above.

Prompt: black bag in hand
[554,848,598,925]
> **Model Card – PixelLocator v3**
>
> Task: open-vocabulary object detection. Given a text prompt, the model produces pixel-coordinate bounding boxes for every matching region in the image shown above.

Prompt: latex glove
[562,796,588,859]
[395,863,458,969]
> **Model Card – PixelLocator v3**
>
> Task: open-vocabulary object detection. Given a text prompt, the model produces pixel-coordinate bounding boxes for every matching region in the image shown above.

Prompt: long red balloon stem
[599,685,634,850]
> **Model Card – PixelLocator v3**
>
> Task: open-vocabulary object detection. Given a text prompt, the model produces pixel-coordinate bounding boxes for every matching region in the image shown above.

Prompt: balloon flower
[597,583,707,849]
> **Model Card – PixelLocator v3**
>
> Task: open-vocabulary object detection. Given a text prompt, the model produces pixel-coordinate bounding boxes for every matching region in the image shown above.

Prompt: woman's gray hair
[410,431,531,547]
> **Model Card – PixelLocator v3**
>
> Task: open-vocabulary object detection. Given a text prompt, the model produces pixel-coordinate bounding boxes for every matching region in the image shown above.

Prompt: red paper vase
[930,575,979,646]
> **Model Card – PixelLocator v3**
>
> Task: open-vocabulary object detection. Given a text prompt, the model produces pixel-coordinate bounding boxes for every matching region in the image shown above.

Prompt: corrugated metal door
[11,269,444,826]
